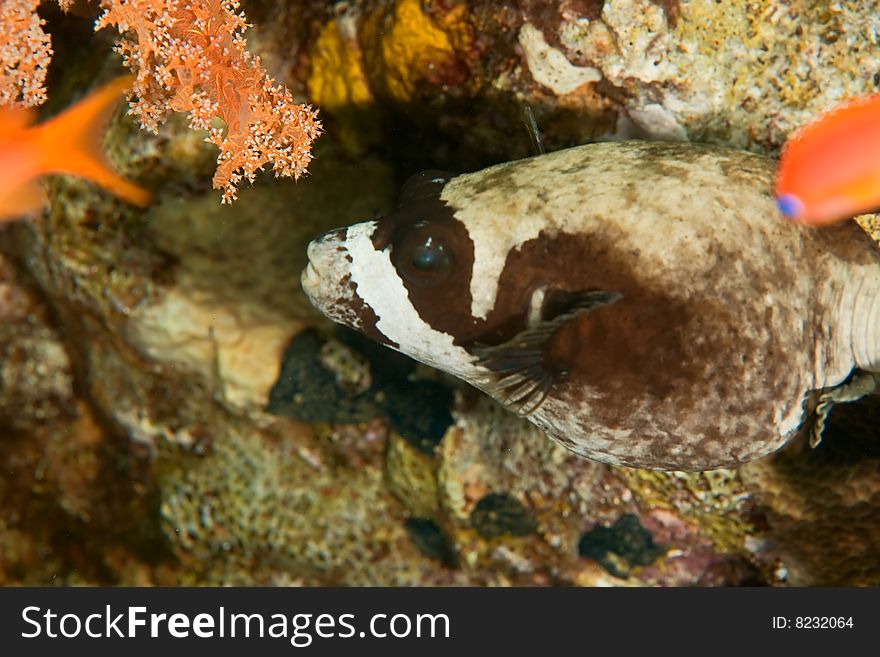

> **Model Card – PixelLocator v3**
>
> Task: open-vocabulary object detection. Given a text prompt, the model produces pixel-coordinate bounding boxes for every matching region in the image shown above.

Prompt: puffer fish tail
[33,76,151,207]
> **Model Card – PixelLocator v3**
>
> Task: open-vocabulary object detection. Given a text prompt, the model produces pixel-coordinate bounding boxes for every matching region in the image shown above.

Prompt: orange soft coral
[96,0,321,202]
[0,0,53,108]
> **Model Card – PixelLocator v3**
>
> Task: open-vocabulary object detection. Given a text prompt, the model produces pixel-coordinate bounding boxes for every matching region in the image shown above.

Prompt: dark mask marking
[354,298,398,349]
[371,170,455,251]
[369,171,478,338]
[334,275,398,349]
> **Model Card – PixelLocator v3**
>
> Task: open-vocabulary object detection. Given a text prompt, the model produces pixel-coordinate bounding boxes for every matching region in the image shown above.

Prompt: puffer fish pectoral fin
[810,370,878,448]
[472,290,622,416]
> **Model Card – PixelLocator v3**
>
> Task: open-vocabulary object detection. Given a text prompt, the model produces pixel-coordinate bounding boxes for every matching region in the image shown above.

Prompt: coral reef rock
[1,1,878,586]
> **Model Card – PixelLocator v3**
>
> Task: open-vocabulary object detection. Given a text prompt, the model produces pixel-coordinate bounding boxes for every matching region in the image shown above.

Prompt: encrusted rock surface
[0,0,878,586]
[304,0,880,165]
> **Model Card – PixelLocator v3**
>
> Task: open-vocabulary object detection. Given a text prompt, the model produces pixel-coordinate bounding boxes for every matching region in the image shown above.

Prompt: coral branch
[96,0,321,202]
[0,0,53,107]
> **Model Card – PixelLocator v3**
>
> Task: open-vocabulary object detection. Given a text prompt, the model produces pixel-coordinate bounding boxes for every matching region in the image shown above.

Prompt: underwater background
[1,0,879,586]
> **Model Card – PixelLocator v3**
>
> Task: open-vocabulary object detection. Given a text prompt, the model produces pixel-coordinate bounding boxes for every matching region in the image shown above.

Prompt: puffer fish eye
[412,237,447,271]
[396,227,453,284]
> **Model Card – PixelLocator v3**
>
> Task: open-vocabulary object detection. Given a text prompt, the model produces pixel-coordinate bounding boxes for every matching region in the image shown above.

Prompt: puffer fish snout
[301,226,358,325]
[303,227,346,289]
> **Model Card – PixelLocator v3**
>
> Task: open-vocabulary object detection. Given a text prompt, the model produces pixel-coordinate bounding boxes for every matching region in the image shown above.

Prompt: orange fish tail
[33,76,151,207]
[0,181,46,222]
[0,106,36,138]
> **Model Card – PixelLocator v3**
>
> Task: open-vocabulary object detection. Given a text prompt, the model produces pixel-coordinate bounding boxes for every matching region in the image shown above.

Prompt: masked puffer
[301,141,880,471]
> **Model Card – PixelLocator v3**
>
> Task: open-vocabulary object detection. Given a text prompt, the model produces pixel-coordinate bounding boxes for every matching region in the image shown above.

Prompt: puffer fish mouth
[300,226,357,321]
[301,226,349,294]
[301,260,321,291]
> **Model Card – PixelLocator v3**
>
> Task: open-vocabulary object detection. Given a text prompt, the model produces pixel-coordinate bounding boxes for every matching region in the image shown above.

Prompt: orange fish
[0,76,150,221]
[776,93,880,227]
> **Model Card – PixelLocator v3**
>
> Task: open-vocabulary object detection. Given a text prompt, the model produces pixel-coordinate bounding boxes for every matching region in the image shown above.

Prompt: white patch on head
[440,170,550,320]
[341,222,481,380]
